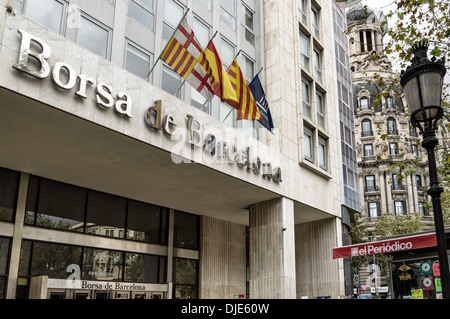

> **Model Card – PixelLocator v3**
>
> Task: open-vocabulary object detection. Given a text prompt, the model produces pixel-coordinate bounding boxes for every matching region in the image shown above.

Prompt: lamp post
[400,39,449,299]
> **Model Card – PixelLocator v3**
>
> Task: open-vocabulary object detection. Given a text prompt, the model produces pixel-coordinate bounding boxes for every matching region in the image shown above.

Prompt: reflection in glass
[25,177,86,232]
[83,248,123,281]
[127,200,168,244]
[174,211,199,250]
[0,167,19,222]
[85,191,127,239]
[124,253,166,283]
[128,0,155,30]
[77,16,109,58]
[29,242,82,279]
[24,0,63,33]
[126,43,151,79]
[173,258,198,299]
[0,237,10,275]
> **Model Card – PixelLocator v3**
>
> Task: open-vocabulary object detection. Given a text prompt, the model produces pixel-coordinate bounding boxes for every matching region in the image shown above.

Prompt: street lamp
[400,39,449,299]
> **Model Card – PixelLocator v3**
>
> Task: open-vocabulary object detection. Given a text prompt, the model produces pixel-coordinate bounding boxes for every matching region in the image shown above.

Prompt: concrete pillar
[6,172,29,299]
[295,217,343,298]
[199,217,247,299]
[249,197,296,299]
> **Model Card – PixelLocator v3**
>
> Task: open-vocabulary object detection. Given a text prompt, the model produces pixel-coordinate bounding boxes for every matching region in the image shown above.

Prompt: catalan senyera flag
[161,16,214,101]
[203,39,238,104]
[226,59,262,121]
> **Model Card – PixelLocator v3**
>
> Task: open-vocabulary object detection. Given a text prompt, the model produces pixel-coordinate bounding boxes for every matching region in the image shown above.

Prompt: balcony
[387,129,399,135]
[361,130,374,137]
[365,185,379,193]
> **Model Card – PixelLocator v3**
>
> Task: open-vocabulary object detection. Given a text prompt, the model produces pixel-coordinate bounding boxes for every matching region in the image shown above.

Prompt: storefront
[333,231,450,299]
[385,230,450,299]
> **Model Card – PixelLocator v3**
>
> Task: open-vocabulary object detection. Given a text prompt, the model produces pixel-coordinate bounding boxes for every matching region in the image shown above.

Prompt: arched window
[360,97,369,110]
[387,117,397,135]
[361,119,373,137]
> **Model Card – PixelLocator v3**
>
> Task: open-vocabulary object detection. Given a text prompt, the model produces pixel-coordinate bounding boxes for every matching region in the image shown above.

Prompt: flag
[161,15,214,101]
[203,39,238,103]
[226,59,262,121]
[249,74,274,133]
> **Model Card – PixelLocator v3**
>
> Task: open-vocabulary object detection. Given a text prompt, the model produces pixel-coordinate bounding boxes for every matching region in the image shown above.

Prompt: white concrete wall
[199,216,247,299]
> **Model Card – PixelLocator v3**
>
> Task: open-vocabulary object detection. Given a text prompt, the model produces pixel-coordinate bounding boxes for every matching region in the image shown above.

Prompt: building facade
[347,4,431,230]
[0,0,352,299]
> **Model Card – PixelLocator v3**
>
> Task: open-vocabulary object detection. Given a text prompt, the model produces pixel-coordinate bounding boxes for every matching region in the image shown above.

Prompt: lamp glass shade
[419,71,443,108]
[403,76,421,113]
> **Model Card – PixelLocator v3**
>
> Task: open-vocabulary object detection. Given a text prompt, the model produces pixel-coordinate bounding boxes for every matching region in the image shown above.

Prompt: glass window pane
[220,102,236,127]
[30,242,82,279]
[85,191,127,238]
[162,22,174,41]
[173,258,198,285]
[174,211,199,250]
[220,39,235,68]
[139,0,154,9]
[302,80,311,118]
[0,167,19,222]
[126,200,168,244]
[299,32,309,70]
[31,178,86,231]
[221,0,235,15]
[164,0,184,26]
[319,139,327,169]
[304,128,313,161]
[126,43,151,79]
[193,17,210,48]
[241,5,255,45]
[24,0,63,33]
[82,248,123,281]
[124,253,166,283]
[77,16,109,58]
[191,87,209,113]
[128,0,155,30]
[0,237,10,275]
[161,65,182,97]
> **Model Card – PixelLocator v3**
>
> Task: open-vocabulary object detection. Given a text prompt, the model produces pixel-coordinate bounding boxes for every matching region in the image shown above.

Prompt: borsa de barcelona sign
[12,29,282,183]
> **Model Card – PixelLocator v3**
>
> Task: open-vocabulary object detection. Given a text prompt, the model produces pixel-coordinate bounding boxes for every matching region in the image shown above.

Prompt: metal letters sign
[12,29,282,183]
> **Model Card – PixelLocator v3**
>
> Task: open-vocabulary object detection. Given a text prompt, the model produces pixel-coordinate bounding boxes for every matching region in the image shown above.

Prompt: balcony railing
[392,184,405,191]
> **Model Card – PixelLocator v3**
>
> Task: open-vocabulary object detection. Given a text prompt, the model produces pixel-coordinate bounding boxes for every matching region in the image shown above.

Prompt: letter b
[13,29,51,78]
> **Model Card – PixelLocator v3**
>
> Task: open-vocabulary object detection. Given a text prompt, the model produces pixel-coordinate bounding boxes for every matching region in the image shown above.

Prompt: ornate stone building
[347,4,432,232]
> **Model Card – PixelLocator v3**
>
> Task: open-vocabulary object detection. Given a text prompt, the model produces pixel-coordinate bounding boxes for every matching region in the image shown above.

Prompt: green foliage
[374,214,431,237]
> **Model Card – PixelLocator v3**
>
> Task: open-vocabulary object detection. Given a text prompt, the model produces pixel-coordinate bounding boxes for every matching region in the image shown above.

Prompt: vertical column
[6,172,29,299]
[249,197,296,299]
[166,208,174,299]
[379,170,387,214]
[263,0,299,161]
[407,174,415,214]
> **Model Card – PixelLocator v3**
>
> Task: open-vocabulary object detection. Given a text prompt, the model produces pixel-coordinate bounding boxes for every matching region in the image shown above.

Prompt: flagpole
[176,31,220,101]
[145,8,190,81]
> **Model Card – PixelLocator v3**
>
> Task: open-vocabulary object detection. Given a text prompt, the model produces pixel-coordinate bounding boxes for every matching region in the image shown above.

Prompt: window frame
[313,47,322,82]
[301,78,311,119]
[299,31,310,71]
[124,41,152,80]
[318,136,327,170]
[368,202,380,218]
[76,14,111,59]
[303,126,314,163]
[241,3,255,46]
[128,0,156,31]
[363,143,374,157]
